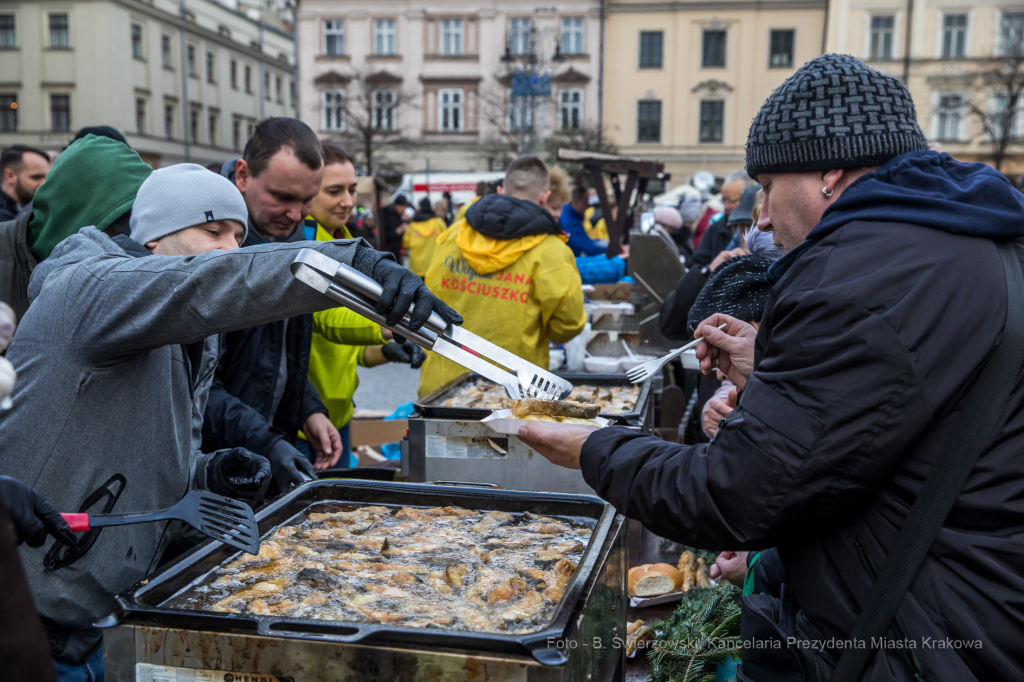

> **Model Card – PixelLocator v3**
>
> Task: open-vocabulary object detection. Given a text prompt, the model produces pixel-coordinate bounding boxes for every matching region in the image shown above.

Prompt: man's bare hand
[516,423,600,470]
[694,314,757,390]
[304,413,342,470]
[709,550,749,587]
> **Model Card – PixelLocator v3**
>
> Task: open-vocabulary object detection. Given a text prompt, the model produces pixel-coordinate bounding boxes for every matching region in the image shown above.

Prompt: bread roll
[628,563,684,597]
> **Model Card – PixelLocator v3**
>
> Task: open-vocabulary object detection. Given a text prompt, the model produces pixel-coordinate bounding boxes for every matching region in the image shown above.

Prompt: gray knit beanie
[130,163,249,245]
[745,54,928,178]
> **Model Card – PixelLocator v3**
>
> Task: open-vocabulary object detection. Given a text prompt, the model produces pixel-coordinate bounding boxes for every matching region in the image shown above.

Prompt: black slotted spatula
[62,490,260,555]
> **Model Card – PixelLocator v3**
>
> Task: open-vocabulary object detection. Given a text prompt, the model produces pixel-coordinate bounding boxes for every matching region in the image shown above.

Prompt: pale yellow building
[825,1,1023,176]
[603,0,827,181]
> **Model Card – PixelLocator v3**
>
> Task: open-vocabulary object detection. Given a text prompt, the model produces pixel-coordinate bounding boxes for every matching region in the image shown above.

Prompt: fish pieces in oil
[167,504,594,634]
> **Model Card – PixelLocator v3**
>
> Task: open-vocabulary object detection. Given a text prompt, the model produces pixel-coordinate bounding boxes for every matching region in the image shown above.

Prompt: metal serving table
[404,374,654,496]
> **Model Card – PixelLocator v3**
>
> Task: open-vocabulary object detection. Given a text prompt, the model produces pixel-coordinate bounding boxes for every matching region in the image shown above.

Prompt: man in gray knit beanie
[130,163,249,254]
[517,50,1024,682]
[743,53,928,253]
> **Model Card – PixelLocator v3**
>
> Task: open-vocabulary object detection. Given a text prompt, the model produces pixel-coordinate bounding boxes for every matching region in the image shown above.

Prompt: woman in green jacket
[299,146,424,468]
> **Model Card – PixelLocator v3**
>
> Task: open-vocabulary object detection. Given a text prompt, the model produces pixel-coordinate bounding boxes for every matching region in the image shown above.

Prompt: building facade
[603,0,827,182]
[825,0,1023,176]
[296,0,603,173]
[0,0,296,167]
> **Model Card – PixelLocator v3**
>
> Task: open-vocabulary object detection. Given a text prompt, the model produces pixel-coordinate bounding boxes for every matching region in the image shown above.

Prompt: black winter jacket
[580,152,1024,681]
[202,170,328,457]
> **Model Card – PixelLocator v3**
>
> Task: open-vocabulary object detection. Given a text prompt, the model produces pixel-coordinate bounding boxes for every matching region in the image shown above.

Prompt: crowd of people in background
[3,51,1024,682]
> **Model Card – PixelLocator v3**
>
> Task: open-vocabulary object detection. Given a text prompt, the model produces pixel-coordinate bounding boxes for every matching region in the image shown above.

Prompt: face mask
[747,228,785,261]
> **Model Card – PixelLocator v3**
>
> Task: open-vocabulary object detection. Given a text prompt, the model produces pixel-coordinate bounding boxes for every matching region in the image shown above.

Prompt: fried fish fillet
[511,399,601,420]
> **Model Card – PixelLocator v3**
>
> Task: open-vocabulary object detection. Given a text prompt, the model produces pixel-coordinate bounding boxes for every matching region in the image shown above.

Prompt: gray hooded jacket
[0,227,378,662]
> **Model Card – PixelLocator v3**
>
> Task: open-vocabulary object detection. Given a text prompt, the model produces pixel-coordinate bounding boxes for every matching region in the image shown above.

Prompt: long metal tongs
[291,249,573,401]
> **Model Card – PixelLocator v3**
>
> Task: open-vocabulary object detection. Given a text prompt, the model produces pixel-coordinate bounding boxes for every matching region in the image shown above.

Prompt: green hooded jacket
[27,134,152,261]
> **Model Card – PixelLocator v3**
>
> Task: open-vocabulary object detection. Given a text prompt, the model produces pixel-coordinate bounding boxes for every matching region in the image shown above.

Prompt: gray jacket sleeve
[60,239,375,365]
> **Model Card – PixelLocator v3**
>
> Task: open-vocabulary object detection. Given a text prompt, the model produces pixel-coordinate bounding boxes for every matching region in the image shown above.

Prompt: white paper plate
[481,409,611,435]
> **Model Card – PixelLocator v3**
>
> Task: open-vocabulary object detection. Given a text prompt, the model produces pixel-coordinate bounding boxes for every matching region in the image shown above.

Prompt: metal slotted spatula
[291,249,574,401]
[61,490,261,555]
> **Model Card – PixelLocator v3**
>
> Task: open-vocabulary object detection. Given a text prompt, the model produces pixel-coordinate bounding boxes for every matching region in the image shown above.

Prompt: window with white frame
[373,90,396,130]
[375,19,396,55]
[187,45,196,76]
[870,16,894,60]
[0,15,15,49]
[0,95,17,132]
[992,91,1020,140]
[322,89,345,131]
[507,90,533,131]
[1001,12,1024,57]
[132,24,143,59]
[935,94,963,140]
[51,94,71,132]
[49,13,69,49]
[559,88,583,129]
[441,19,463,56]
[509,18,533,55]
[161,34,172,67]
[324,19,344,56]
[942,14,967,58]
[562,18,584,55]
[699,100,724,143]
[164,104,174,139]
[136,98,146,135]
[439,89,464,132]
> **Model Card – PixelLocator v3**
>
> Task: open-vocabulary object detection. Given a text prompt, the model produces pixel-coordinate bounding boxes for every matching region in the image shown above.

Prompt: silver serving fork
[625,323,728,384]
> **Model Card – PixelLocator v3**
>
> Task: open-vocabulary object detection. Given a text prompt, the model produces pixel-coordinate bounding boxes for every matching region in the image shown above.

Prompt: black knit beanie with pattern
[745,54,928,178]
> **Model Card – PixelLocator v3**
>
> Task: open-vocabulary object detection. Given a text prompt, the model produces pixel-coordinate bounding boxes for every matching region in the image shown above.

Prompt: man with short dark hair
[207,117,341,491]
[418,155,585,396]
[0,145,51,222]
[561,185,605,256]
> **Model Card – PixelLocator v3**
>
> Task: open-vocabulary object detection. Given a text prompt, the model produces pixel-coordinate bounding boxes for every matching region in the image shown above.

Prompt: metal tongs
[291,250,573,401]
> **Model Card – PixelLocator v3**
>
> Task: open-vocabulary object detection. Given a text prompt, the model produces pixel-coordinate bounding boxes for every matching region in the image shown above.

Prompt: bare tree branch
[967,45,1024,172]
[326,69,418,174]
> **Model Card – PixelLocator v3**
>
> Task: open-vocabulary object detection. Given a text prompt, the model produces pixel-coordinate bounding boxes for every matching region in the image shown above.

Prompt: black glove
[207,448,272,504]
[264,439,317,492]
[0,476,76,548]
[381,339,426,369]
[373,258,463,330]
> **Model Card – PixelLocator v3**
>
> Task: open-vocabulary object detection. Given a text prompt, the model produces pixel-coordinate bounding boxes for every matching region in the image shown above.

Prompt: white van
[393,171,505,207]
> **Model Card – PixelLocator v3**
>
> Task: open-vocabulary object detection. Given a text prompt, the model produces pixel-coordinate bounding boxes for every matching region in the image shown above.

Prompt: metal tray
[112,480,621,666]
[415,372,652,425]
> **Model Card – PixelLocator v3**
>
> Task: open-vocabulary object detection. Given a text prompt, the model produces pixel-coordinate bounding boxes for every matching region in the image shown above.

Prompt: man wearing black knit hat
[518,54,1024,681]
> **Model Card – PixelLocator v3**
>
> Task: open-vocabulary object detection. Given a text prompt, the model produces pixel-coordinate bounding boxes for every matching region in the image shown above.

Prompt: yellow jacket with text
[418,194,586,398]
[403,214,447,277]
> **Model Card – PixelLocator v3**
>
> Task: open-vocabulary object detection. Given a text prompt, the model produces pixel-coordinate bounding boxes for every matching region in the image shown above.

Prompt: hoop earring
[822,186,834,199]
